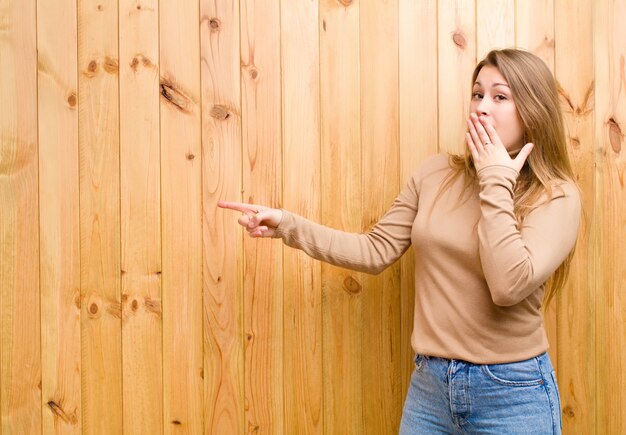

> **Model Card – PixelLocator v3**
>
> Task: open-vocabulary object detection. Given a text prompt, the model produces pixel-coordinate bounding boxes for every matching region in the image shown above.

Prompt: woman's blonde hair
[444,48,578,307]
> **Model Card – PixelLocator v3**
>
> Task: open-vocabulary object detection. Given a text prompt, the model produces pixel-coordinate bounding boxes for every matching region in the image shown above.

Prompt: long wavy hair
[443,48,579,308]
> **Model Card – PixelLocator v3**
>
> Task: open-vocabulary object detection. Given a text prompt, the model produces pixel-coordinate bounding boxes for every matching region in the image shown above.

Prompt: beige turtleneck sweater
[273,153,580,364]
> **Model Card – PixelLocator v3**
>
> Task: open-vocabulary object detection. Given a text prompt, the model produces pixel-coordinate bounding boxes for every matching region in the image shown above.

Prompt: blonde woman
[219,48,579,434]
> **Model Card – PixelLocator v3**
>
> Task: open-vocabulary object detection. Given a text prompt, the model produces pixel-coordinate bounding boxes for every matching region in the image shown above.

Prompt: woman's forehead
[474,65,508,86]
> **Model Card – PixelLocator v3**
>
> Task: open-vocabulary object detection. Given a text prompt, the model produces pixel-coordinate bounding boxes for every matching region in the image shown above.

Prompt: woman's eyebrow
[473,81,510,88]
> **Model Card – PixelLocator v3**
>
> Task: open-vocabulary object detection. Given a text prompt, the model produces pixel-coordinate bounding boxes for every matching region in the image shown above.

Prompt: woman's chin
[505,144,523,156]
[508,149,520,156]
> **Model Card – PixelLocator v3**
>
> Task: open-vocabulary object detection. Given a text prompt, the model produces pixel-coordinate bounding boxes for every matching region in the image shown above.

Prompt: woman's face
[469,65,525,153]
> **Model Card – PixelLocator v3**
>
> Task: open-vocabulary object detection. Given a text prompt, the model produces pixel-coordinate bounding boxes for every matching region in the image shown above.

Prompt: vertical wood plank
[77,0,122,432]
[360,0,401,433]
[594,0,626,433]
[119,0,162,433]
[38,0,81,432]
[160,0,204,432]
[438,0,477,154]
[319,1,362,433]
[515,0,555,68]
[476,0,514,60]
[281,0,323,433]
[240,1,284,433]
[0,0,41,433]
[201,0,244,433]
[515,0,558,374]
[555,0,595,432]
[398,0,439,397]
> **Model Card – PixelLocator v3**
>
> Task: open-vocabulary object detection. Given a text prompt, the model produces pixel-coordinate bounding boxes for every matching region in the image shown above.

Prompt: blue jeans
[399,352,562,434]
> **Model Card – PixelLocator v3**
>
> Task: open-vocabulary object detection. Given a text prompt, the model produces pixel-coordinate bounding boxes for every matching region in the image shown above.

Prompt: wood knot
[171,420,182,425]
[186,153,195,160]
[246,333,253,341]
[248,66,259,80]
[131,299,139,311]
[47,401,78,425]
[563,405,575,418]
[343,276,362,294]
[160,79,193,113]
[608,117,623,153]
[210,105,230,120]
[452,31,466,49]
[103,56,119,74]
[136,4,141,10]
[209,18,220,31]
[130,57,139,71]
[121,294,129,303]
[89,303,99,315]
[87,60,98,75]
[337,0,353,6]
[144,298,161,316]
[97,4,103,11]
[67,93,77,107]
[131,55,154,71]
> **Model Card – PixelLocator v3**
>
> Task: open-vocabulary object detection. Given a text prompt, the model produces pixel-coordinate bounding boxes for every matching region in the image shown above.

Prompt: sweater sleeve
[477,165,581,306]
[272,172,420,274]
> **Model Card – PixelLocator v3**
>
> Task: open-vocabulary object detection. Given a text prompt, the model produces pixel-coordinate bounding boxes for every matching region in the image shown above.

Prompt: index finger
[218,200,260,214]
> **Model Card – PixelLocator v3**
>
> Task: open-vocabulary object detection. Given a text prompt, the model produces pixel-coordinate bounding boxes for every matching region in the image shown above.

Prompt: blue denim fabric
[399,352,562,434]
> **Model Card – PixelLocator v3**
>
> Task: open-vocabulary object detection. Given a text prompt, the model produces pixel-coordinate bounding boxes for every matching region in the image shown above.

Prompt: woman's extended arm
[219,171,421,274]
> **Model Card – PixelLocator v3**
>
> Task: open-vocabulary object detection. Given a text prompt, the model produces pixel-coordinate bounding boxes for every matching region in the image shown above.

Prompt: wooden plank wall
[0,0,623,433]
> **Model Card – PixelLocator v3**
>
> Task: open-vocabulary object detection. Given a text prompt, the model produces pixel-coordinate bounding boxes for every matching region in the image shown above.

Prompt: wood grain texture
[555,0,596,432]
[1,2,625,433]
[398,0,439,395]
[476,0,514,60]
[37,0,81,432]
[240,1,284,433]
[281,0,323,433]
[593,0,626,432]
[201,0,244,433]
[0,0,41,433]
[438,0,477,154]
[77,0,122,433]
[119,0,163,433]
[319,0,363,433]
[160,0,204,433]
[360,1,402,433]
[515,0,555,68]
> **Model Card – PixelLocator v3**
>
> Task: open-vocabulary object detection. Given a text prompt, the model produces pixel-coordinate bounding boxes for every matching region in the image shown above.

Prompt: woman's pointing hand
[218,200,283,238]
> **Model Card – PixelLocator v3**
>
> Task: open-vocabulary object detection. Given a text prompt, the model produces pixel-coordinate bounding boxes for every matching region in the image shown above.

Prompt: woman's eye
[472,92,483,99]
[495,94,508,101]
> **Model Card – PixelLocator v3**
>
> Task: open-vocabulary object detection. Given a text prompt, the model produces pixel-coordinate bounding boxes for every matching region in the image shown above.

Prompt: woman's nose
[476,99,490,116]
